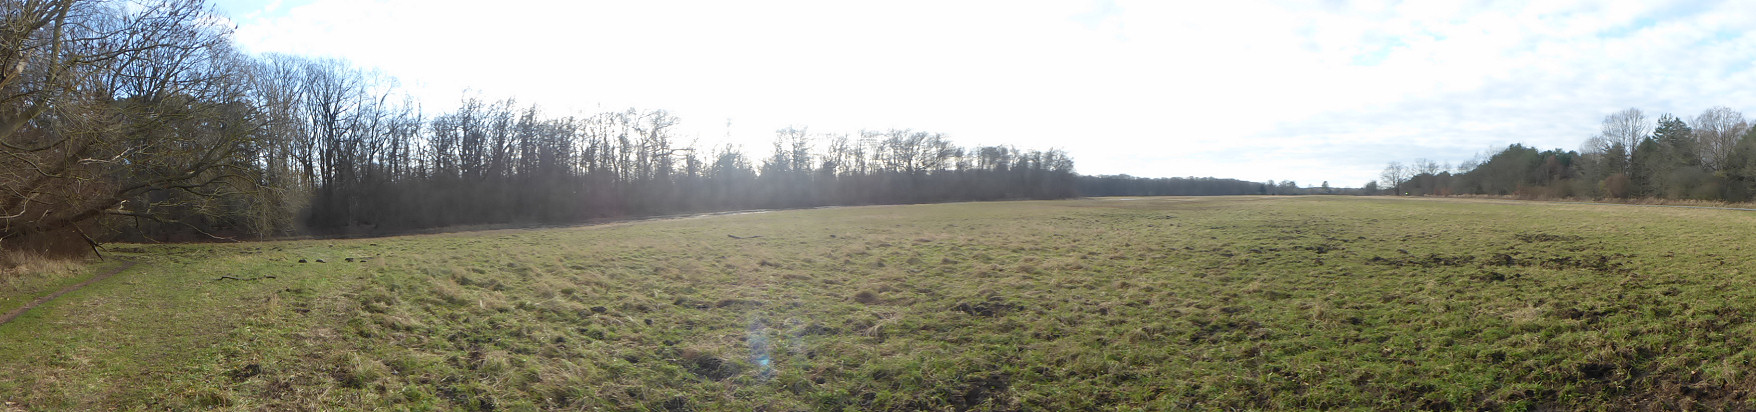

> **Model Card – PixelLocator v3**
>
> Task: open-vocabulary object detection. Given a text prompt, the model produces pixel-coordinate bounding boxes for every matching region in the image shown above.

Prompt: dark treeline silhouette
[0,0,1080,251]
[1082,175,1273,196]
[1079,175,1362,196]
[1380,107,1756,201]
[291,93,1080,235]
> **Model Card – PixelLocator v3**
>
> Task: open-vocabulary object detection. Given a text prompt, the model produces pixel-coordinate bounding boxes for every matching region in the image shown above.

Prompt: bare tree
[765,126,810,175]
[1694,106,1748,171]
[1597,108,1650,164]
[820,133,854,177]
[1413,158,1441,176]
[1380,161,1407,195]
[0,0,268,247]
[242,54,312,236]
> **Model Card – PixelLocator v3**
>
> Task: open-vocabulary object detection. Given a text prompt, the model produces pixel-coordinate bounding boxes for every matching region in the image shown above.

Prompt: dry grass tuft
[0,249,85,291]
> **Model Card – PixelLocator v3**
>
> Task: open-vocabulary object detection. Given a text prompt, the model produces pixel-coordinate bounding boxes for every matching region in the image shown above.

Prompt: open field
[5,196,1756,410]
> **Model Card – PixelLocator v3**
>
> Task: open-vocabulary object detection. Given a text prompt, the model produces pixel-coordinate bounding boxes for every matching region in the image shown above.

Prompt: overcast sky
[210,0,1756,187]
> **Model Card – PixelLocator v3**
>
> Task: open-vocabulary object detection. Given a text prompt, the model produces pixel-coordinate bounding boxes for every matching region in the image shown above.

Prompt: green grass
[0,252,117,317]
[4,196,1756,410]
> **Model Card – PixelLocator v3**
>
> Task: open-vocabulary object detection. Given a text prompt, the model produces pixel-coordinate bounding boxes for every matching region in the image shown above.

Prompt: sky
[209,0,1756,187]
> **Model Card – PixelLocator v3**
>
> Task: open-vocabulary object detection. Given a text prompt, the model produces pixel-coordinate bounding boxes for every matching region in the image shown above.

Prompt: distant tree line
[1379,107,1756,201]
[0,0,1082,251]
[283,87,1081,235]
[1077,175,1355,196]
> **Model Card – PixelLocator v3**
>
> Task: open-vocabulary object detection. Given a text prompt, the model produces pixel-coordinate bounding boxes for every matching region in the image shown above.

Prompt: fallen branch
[727,234,763,239]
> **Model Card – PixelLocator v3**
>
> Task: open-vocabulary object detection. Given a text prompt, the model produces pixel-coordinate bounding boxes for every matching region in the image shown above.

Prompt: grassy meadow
[4,196,1756,410]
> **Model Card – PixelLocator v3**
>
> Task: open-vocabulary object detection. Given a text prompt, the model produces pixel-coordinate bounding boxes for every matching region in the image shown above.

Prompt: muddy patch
[1515,232,1584,243]
[1366,253,1476,268]
[949,372,1010,411]
[952,299,1019,317]
[682,353,740,381]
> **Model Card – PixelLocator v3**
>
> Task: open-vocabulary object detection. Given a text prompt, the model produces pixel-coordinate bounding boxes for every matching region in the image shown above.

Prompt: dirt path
[0,261,138,327]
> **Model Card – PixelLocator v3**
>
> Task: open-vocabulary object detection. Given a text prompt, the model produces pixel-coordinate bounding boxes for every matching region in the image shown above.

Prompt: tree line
[0,0,1084,253]
[248,54,1080,237]
[1379,107,1756,201]
[1078,175,1356,196]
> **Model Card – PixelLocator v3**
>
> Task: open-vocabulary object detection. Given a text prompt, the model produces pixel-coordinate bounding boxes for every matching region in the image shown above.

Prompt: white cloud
[212,0,1756,187]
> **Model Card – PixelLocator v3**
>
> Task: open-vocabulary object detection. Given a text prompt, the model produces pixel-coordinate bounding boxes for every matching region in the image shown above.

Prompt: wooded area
[0,0,1088,253]
[1381,107,1756,201]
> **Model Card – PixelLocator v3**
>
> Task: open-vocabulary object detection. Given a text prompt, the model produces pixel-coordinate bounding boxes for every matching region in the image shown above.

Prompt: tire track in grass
[0,261,138,327]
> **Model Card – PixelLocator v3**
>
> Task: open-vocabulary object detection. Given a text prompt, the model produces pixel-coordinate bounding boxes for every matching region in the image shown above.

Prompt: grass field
[4,196,1756,410]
